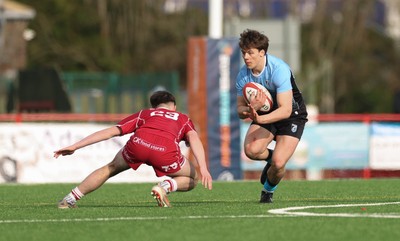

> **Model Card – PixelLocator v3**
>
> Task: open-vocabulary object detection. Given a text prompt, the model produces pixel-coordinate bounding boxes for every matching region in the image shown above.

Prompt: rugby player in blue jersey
[236,29,308,203]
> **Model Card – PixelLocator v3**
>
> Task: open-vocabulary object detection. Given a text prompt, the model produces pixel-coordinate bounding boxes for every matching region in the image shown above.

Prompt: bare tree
[302,0,397,113]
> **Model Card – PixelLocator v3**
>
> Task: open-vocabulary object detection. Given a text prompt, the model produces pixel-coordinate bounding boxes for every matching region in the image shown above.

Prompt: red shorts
[121,130,185,177]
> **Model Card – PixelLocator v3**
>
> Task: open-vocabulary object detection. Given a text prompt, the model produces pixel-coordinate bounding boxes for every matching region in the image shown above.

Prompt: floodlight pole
[208,0,223,38]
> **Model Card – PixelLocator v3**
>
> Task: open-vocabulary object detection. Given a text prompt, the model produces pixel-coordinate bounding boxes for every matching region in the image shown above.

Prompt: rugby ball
[242,82,273,112]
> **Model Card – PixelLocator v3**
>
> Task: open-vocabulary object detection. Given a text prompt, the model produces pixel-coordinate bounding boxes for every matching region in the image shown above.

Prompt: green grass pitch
[1,179,400,241]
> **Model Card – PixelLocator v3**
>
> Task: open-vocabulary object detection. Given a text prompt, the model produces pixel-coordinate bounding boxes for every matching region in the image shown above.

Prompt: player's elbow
[237,112,247,119]
[237,107,249,119]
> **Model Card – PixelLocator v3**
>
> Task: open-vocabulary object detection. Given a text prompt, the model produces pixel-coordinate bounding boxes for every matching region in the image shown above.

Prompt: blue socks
[263,179,277,192]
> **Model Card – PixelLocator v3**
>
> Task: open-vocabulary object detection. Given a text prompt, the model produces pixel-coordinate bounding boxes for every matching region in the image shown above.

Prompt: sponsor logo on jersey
[132,137,166,152]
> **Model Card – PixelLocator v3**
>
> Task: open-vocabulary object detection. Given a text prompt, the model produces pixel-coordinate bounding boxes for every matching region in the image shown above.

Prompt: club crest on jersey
[291,124,297,133]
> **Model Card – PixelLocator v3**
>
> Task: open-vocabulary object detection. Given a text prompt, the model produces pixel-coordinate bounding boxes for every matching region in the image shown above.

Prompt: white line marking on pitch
[269,201,400,218]
[2,202,399,224]
[0,215,285,224]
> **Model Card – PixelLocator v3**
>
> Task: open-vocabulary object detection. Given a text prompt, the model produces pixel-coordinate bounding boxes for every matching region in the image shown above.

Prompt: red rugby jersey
[117,107,195,142]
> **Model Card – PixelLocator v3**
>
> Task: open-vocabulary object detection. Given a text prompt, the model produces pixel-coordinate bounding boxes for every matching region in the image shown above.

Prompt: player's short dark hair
[150,90,176,108]
[239,29,269,53]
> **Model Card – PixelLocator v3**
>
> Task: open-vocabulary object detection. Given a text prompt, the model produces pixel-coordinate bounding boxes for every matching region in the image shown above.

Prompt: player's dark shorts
[252,116,307,140]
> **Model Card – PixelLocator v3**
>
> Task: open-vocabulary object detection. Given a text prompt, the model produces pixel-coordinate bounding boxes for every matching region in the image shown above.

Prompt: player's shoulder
[237,65,251,82]
[178,112,193,123]
[237,64,250,75]
[178,111,190,119]
[266,54,291,77]
[267,54,290,69]
[140,108,154,115]
[139,108,160,119]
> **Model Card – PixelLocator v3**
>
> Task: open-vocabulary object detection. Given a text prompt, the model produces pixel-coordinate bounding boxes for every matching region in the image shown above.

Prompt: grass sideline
[1,179,400,241]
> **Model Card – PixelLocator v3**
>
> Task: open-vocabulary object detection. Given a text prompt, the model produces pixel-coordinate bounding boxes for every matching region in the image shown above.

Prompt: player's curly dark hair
[239,29,269,53]
[150,90,176,108]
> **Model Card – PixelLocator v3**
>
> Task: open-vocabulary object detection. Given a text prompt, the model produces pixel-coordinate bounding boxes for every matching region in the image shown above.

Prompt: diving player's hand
[54,147,76,158]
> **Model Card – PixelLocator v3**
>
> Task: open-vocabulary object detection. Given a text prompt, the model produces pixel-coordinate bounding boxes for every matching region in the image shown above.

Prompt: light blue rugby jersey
[236,54,292,100]
[236,54,307,117]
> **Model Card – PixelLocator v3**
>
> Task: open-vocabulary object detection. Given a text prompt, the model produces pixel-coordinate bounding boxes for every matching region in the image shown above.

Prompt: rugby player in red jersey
[54,90,212,208]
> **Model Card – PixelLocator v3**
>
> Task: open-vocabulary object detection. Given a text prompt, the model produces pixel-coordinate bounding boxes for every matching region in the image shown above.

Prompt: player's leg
[58,149,130,208]
[259,148,274,184]
[151,158,198,207]
[76,149,130,194]
[169,159,198,191]
[260,135,299,203]
[243,123,275,184]
[243,124,274,160]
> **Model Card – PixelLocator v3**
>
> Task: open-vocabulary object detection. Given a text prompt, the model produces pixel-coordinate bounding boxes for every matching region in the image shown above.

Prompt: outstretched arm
[186,130,213,190]
[54,126,121,158]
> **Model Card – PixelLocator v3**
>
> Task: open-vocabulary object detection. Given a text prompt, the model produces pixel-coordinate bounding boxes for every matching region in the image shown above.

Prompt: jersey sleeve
[116,111,143,135]
[272,66,293,93]
[117,113,137,125]
[235,66,248,96]
[185,119,196,132]
[181,118,196,142]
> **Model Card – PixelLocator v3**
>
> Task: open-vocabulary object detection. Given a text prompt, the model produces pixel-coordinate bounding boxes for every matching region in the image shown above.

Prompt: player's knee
[189,177,198,190]
[271,159,286,171]
[244,145,264,159]
[107,159,126,177]
[106,163,119,177]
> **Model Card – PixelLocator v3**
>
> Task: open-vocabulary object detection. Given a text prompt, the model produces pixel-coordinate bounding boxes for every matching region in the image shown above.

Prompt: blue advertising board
[241,122,370,170]
[188,37,242,180]
[206,38,242,180]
